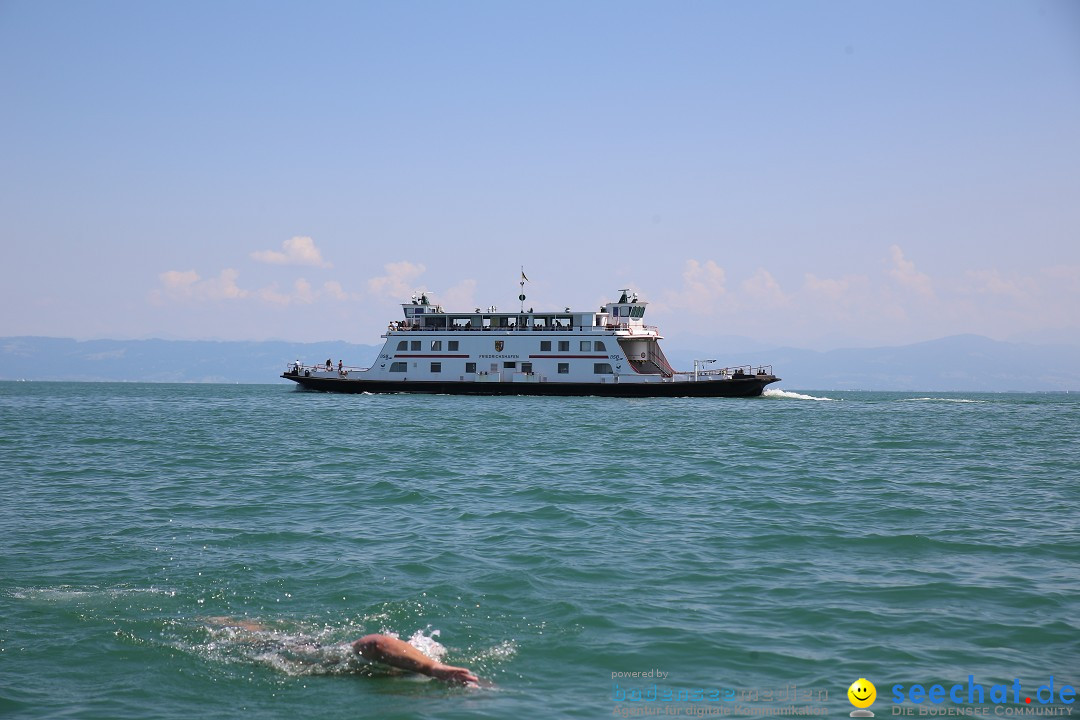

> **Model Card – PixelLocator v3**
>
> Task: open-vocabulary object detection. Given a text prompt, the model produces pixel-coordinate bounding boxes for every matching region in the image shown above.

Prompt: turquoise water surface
[1,383,1078,719]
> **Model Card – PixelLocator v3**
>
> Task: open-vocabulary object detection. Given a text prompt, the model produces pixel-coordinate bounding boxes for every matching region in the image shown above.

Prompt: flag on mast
[521,269,529,284]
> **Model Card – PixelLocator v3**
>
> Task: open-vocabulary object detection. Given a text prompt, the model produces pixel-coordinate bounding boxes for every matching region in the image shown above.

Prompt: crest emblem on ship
[495,340,504,352]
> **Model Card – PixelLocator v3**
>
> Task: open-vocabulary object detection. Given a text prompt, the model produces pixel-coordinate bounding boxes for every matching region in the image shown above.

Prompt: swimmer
[203,618,479,685]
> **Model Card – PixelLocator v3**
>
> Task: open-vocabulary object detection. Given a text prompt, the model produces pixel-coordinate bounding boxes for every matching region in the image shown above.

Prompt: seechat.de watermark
[844,675,1075,717]
[891,677,1075,716]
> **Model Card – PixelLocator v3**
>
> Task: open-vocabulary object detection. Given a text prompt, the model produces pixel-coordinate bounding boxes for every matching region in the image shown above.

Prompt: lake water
[1,382,1077,719]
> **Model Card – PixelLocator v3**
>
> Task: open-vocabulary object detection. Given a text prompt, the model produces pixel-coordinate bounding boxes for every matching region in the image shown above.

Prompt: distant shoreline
[2,335,1077,391]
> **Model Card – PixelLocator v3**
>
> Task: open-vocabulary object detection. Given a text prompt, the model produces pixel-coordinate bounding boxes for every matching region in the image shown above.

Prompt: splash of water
[762,388,837,402]
[173,620,457,678]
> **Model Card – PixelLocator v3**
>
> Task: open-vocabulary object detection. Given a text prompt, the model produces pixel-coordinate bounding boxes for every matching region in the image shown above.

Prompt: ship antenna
[519,267,529,313]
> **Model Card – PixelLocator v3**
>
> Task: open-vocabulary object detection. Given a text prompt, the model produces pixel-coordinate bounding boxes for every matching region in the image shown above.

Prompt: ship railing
[284,362,368,377]
[673,364,774,380]
[385,323,660,333]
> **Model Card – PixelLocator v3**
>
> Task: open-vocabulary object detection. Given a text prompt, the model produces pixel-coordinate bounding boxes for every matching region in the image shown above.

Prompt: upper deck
[389,290,658,337]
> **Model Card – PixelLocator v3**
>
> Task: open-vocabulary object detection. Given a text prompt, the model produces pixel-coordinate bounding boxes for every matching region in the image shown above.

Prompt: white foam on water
[9,585,176,601]
[900,397,985,404]
[470,639,517,664]
[763,388,838,402]
[184,620,362,677]
[156,616,509,687]
[174,619,463,678]
[403,627,447,662]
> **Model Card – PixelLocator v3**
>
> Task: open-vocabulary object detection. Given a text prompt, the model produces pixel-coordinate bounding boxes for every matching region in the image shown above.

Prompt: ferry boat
[282,289,779,397]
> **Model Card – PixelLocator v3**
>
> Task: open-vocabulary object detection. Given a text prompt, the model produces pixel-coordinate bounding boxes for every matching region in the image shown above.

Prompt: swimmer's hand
[429,662,479,686]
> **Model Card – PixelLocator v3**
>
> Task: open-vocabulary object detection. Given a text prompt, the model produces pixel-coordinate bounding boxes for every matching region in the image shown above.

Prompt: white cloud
[741,268,788,306]
[155,269,354,307]
[323,280,350,301]
[154,268,248,302]
[888,245,934,298]
[160,269,199,291]
[963,269,1028,299]
[257,285,290,306]
[210,269,248,300]
[441,278,477,310]
[367,261,427,300]
[661,259,730,314]
[683,259,727,301]
[258,278,320,306]
[293,278,315,304]
[803,273,868,302]
[251,236,331,268]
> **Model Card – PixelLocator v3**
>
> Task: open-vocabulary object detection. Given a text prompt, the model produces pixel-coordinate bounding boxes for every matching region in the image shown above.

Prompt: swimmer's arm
[352,634,479,685]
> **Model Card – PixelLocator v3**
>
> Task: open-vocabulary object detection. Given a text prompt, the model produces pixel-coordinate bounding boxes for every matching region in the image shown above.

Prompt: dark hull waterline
[282,373,780,398]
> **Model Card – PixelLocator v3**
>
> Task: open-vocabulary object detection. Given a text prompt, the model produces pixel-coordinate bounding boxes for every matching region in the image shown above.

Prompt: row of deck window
[542,340,606,352]
[395,339,608,352]
[396,340,462,351]
[387,361,615,375]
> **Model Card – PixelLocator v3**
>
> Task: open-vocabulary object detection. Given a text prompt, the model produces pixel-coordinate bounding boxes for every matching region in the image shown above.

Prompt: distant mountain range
[2,334,1077,391]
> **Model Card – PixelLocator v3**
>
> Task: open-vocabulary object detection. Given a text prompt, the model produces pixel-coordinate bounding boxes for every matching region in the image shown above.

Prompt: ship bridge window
[594,341,606,351]
[396,341,407,351]
[390,362,407,372]
[593,363,613,374]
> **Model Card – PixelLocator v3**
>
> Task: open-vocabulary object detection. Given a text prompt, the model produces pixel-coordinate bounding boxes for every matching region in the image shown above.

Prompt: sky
[2,0,1078,350]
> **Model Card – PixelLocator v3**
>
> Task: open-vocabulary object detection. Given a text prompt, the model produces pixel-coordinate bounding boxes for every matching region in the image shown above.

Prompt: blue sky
[2,1,1078,348]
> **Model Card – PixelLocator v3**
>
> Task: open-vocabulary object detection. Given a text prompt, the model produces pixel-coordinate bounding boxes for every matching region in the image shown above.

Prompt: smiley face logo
[848,678,877,715]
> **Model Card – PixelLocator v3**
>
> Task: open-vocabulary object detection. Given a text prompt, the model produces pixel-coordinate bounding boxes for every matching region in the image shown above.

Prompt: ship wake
[763,388,838,402]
